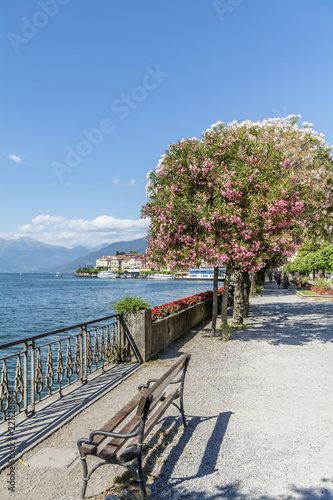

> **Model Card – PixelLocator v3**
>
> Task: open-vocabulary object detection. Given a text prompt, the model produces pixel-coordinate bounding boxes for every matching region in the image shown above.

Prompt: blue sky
[1,0,332,248]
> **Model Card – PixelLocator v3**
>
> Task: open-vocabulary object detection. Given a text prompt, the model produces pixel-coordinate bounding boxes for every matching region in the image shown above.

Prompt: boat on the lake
[184,267,225,281]
[97,271,118,278]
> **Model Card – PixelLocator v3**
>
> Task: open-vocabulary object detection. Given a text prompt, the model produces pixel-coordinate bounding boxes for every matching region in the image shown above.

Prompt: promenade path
[0,282,332,499]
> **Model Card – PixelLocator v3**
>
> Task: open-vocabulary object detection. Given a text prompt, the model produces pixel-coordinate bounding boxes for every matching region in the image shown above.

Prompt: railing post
[79,326,84,383]
[0,314,121,417]
[83,325,87,383]
[116,316,120,346]
[30,340,35,414]
[23,341,28,416]
[117,316,124,363]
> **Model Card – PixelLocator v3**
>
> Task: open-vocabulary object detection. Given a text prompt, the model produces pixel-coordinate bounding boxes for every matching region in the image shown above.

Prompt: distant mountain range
[0,236,147,273]
[49,237,148,272]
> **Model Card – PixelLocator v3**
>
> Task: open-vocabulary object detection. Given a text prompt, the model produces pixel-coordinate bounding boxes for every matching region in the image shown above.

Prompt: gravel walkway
[1,282,332,499]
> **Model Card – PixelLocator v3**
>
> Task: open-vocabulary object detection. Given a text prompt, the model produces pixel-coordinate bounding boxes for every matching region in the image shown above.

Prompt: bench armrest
[169,376,182,385]
[138,378,158,391]
[88,428,141,442]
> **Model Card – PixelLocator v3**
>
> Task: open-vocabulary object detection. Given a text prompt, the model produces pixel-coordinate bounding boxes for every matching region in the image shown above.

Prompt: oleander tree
[141,137,226,335]
[141,116,333,335]
[209,116,333,323]
[199,116,331,325]
[141,132,284,333]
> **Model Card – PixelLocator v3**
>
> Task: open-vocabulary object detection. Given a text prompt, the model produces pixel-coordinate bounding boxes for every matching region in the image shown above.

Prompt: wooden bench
[77,353,191,499]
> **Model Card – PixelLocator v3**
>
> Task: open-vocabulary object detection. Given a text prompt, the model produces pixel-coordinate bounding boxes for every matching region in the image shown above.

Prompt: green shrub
[112,295,150,315]
[301,276,311,283]
[256,279,264,295]
[313,278,331,290]
[76,266,100,274]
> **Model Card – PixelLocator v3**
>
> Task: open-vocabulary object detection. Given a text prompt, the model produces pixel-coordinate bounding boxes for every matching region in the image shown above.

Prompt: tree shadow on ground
[233,300,333,346]
[149,475,333,499]
[154,482,333,499]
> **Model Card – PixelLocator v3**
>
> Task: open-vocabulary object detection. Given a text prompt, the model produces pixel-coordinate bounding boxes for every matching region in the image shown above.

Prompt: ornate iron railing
[0,314,137,422]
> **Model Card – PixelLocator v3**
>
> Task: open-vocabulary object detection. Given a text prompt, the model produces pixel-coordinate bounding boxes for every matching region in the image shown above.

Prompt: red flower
[151,286,224,321]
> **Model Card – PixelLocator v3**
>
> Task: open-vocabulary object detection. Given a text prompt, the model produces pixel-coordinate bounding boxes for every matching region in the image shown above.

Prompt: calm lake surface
[0,273,217,346]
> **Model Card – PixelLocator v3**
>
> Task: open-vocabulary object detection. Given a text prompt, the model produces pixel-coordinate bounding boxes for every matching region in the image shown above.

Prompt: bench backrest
[136,353,190,416]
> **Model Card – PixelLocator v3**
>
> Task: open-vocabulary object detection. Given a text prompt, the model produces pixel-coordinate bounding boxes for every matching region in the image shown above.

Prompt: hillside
[0,236,147,273]
[47,236,148,272]
[0,237,89,272]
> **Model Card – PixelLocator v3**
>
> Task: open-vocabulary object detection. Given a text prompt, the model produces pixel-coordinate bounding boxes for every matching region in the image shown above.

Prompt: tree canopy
[141,115,332,330]
[142,116,332,273]
[287,241,333,275]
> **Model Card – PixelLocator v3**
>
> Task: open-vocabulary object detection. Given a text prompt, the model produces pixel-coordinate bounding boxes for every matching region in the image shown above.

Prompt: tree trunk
[243,271,250,317]
[221,263,233,334]
[258,268,265,283]
[211,266,219,337]
[250,272,256,297]
[232,269,245,325]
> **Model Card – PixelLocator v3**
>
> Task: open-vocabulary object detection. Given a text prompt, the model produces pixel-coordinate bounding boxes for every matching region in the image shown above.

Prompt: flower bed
[291,279,312,289]
[310,286,333,296]
[151,287,223,322]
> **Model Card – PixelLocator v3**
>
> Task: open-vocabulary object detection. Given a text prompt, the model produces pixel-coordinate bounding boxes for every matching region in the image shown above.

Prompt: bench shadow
[146,411,233,497]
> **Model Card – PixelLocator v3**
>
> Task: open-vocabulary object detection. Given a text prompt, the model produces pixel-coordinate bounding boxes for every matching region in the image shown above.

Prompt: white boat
[56,272,62,277]
[184,267,225,281]
[97,271,118,278]
[147,274,175,280]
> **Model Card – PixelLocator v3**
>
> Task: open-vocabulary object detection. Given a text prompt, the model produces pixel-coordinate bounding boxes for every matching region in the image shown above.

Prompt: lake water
[0,273,217,346]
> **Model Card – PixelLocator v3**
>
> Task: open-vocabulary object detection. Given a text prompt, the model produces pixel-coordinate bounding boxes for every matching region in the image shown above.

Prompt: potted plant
[112,295,151,362]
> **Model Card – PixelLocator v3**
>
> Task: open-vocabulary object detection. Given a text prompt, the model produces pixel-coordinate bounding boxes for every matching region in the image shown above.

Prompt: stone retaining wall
[121,297,214,362]
[150,297,213,358]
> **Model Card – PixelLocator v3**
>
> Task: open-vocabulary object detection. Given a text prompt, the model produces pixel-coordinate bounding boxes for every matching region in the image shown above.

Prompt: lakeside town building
[96,254,147,272]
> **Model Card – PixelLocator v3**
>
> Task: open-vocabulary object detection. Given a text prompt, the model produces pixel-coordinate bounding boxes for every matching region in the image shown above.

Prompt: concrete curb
[295,290,333,302]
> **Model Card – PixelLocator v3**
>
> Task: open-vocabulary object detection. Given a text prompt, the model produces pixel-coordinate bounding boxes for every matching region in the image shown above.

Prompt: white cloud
[123,178,137,187]
[9,214,150,248]
[112,177,140,187]
[20,215,66,232]
[8,154,23,164]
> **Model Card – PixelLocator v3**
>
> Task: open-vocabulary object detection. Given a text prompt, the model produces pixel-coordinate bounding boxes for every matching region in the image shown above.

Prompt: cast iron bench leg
[79,451,89,499]
[137,451,148,499]
[180,397,187,428]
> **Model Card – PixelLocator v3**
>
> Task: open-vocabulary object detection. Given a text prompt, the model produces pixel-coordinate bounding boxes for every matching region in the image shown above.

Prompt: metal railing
[0,314,138,422]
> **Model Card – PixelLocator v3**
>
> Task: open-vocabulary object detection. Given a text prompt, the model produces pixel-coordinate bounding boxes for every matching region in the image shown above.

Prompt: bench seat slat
[136,354,188,415]
[80,390,145,454]
[98,390,169,460]
[119,388,179,461]
[98,413,142,460]
[143,388,179,440]
[78,353,190,500]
